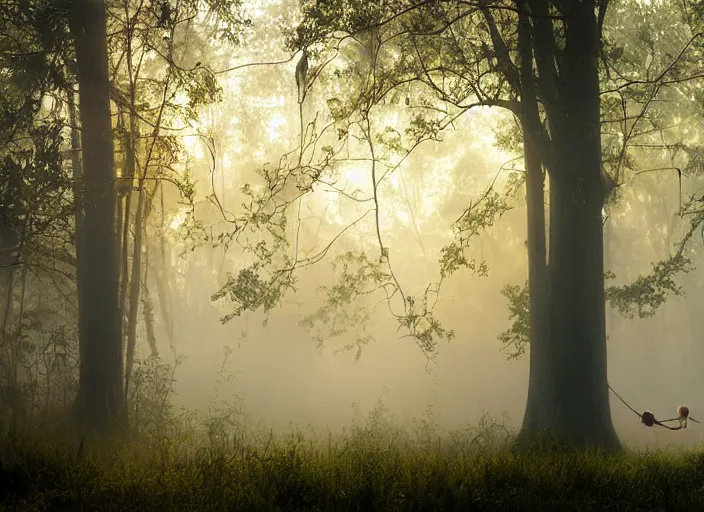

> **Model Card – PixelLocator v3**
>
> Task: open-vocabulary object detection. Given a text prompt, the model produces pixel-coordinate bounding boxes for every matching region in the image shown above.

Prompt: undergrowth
[2,353,703,510]
[2,403,704,511]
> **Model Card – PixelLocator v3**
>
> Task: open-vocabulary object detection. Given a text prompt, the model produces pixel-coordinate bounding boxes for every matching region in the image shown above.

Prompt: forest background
[3,0,704,458]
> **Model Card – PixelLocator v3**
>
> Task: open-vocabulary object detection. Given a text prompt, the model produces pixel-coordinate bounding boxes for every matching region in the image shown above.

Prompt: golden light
[341,164,370,191]
[396,208,411,224]
[182,134,203,159]
[170,208,189,230]
[267,115,287,141]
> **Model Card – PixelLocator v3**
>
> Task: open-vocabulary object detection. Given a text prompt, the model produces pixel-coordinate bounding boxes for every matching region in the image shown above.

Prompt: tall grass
[3,397,704,511]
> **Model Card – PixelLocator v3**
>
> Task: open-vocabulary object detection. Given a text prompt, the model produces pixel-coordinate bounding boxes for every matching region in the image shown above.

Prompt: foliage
[300,252,389,360]
[0,123,75,267]
[202,346,249,455]
[0,0,82,432]
[127,356,181,439]
[605,255,692,319]
[212,260,296,323]
[440,190,510,279]
[498,252,693,361]
[209,0,523,357]
[233,0,704,366]
[594,0,704,320]
[497,282,530,360]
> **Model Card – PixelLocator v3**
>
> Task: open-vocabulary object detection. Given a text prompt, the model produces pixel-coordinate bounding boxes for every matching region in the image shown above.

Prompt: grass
[3,410,704,511]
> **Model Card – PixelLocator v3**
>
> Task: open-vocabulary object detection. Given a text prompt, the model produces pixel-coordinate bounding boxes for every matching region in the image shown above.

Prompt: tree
[204,0,704,451]
[70,0,124,434]
[512,0,621,448]
[104,0,247,415]
[224,0,616,449]
[507,0,704,445]
[0,0,252,436]
[0,0,90,435]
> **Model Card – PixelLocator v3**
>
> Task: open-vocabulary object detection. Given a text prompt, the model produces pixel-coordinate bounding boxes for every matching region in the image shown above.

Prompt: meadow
[2,406,704,512]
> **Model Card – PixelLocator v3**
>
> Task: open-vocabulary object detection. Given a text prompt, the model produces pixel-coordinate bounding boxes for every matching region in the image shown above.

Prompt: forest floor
[2,421,704,512]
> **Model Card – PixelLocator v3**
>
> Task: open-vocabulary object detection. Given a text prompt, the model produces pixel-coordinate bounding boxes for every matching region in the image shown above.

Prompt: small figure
[157,1,173,28]
[641,411,655,427]
[678,405,690,429]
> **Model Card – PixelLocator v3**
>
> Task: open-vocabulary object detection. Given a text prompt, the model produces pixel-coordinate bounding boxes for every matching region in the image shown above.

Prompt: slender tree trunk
[156,185,175,350]
[70,0,124,434]
[119,192,132,348]
[515,0,549,435]
[142,243,158,357]
[67,87,84,246]
[116,197,123,295]
[124,187,146,396]
[520,135,549,434]
[119,106,139,366]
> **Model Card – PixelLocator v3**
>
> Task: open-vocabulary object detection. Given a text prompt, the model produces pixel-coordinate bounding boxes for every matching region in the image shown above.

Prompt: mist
[8,0,704,508]
[143,25,703,448]
[5,0,704,468]
[80,0,704,452]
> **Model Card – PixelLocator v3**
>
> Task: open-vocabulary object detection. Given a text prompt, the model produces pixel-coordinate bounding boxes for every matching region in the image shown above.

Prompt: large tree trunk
[71,0,124,435]
[536,174,619,448]
[517,0,620,450]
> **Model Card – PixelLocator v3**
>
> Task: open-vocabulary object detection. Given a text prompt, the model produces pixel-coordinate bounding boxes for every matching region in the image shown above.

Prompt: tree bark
[70,0,124,434]
[536,173,619,449]
[517,0,620,450]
